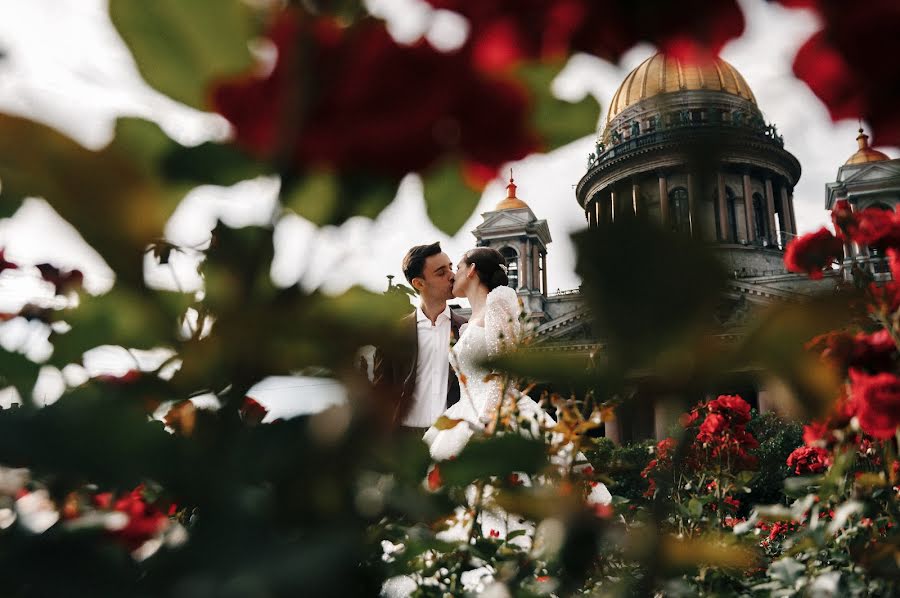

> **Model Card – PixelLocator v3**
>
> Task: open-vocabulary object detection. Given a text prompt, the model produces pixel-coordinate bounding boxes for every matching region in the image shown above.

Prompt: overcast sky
[1,0,896,298]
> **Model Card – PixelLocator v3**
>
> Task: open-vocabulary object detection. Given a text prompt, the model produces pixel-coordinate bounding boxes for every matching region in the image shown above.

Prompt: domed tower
[826,128,897,211]
[472,174,552,321]
[577,53,801,250]
[826,128,900,278]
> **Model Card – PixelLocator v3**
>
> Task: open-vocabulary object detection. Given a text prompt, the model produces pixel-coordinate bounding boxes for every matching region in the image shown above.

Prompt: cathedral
[470,52,900,442]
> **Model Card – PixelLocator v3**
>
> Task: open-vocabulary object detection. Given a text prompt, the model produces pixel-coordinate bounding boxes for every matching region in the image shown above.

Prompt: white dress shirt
[402,304,452,428]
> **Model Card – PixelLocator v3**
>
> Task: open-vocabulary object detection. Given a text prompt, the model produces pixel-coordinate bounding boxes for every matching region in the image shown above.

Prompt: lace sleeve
[484,286,522,358]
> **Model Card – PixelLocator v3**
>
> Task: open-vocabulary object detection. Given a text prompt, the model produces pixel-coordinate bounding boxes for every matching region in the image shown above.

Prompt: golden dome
[495,173,529,210]
[846,128,889,165]
[606,53,757,124]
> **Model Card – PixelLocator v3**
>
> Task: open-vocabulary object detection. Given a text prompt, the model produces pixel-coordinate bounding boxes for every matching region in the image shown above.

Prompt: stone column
[788,193,798,235]
[604,418,621,445]
[653,399,678,440]
[541,253,548,295]
[522,239,531,289]
[532,244,540,291]
[658,174,669,226]
[610,190,617,222]
[717,173,728,241]
[780,185,794,242]
[765,178,777,245]
[687,173,697,236]
[587,202,597,227]
[757,385,773,415]
[743,174,755,242]
[632,181,641,216]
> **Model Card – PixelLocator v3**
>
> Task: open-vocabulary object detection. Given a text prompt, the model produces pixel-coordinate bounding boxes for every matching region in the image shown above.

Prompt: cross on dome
[495,169,529,210]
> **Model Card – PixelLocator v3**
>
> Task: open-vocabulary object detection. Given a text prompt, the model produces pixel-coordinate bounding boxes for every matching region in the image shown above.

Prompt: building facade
[469,53,900,442]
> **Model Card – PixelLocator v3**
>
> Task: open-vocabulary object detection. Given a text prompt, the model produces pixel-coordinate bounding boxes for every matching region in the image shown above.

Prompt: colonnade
[585,171,798,247]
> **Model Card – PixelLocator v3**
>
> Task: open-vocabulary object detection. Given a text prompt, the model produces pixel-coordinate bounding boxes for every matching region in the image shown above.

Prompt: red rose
[807,329,896,372]
[788,0,900,146]
[802,421,832,447]
[786,445,831,474]
[848,368,900,439]
[869,281,900,313]
[679,409,700,428]
[888,248,900,281]
[698,413,727,441]
[95,486,170,552]
[784,227,843,279]
[707,394,751,426]
[212,11,537,181]
[424,0,743,69]
[850,208,900,249]
[723,495,741,510]
[831,199,856,239]
[656,437,677,460]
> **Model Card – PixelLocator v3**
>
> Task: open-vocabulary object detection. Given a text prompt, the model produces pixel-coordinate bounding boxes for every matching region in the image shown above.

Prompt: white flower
[15,490,59,534]
[0,467,29,496]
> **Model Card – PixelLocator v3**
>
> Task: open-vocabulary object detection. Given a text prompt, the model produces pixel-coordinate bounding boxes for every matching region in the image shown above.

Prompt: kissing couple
[374,242,555,460]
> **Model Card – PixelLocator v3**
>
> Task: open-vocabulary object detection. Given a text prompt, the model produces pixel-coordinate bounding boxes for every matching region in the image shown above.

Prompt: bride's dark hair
[464,247,509,291]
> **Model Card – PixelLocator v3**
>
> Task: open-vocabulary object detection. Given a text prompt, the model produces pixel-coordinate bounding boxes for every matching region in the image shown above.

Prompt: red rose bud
[427,465,442,491]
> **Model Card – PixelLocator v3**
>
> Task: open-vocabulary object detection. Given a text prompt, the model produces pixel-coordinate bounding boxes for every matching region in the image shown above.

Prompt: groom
[374,242,467,434]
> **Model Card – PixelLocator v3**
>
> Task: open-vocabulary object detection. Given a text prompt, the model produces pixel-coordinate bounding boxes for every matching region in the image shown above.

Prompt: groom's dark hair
[402,242,442,286]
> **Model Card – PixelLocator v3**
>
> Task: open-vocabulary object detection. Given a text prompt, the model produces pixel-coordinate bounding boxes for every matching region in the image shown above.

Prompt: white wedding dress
[423,286,546,461]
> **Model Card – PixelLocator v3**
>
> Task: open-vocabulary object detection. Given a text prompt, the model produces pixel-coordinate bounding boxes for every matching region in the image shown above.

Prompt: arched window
[500,247,519,289]
[726,187,738,242]
[864,205,892,272]
[752,192,767,241]
[669,187,691,234]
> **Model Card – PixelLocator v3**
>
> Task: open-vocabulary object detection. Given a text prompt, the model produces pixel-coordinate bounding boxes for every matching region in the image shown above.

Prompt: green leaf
[432,416,465,431]
[736,295,855,419]
[573,218,726,369]
[283,171,399,226]
[0,349,41,403]
[48,289,192,368]
[109,0,257,109]
[441,435,547,486]
[687,497,704,519]
[516,61,601,150]
[163,141,269,187]
[768,557,806,586]
[0,116,189,289]
[421,160,482,236]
